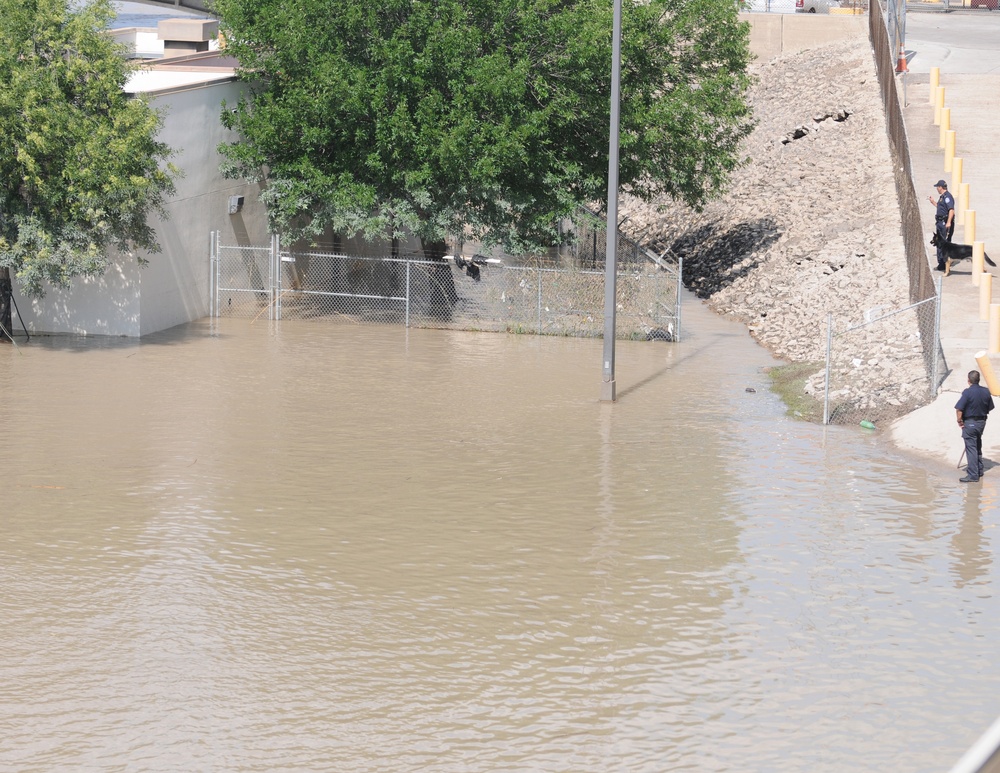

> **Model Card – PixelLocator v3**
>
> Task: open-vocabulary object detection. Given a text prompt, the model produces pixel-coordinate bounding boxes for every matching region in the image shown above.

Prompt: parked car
[969,0,997,9]
[795,0,837,12]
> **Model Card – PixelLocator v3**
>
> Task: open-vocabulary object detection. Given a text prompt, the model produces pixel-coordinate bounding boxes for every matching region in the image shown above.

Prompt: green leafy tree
[0,0,177,340]
[215,0,753,260]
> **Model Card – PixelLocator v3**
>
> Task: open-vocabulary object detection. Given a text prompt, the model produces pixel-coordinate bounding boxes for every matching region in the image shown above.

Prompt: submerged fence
[209,233,682,341]
[822,289,942,426]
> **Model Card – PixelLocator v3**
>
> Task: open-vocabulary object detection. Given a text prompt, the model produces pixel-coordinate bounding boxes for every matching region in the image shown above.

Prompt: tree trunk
[415,237,457,319]
[0,267,12,343]
[420,238,448,262]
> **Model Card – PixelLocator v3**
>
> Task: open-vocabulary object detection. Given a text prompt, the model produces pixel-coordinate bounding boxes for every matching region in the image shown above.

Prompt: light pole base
[600,379,617,402]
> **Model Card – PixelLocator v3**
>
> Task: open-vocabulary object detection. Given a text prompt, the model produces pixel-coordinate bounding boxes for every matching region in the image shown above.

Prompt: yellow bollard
[966,210,977,244]
[930,67,940,105]
[958,182,970,227]
[940,108,951,149]
[980,272,992,320]
[953,158,963,190]
[934,86,946,125]
[976,351,1000,396]
[945,130,956,172]
[974,242,986,285]
[990,306,1000,355]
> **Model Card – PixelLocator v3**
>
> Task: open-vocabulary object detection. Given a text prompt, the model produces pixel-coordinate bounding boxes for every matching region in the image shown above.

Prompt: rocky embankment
[622,39,929,422]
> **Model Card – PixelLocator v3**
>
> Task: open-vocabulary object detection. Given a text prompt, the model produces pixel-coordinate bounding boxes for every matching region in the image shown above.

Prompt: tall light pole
[600,0,623,402]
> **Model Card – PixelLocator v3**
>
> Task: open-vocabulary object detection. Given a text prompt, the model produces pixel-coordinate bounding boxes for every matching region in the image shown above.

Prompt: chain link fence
[871,0,939,310]
[567,208,647,270]
[209,232,682,341]
[816,291,943,426]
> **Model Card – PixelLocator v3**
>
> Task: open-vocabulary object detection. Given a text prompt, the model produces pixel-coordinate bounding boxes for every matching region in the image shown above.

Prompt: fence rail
[209,233,682,341]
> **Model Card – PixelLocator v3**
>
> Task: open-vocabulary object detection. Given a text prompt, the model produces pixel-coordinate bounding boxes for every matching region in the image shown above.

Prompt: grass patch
[766,361,825,423]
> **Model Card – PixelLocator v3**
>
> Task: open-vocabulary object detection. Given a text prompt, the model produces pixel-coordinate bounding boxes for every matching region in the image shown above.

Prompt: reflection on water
[952,487,995,589]
[2,298,1000,772]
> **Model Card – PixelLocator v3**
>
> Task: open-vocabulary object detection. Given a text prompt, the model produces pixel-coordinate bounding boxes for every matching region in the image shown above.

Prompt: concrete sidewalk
[888,24,1000,474]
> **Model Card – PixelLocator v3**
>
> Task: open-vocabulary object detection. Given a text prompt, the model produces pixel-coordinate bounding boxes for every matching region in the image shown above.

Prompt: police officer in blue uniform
[929,179,955,272]
[955,370,994,482]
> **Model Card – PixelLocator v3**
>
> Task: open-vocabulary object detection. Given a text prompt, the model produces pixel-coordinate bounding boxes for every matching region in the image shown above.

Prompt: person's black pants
[962,418,987,480]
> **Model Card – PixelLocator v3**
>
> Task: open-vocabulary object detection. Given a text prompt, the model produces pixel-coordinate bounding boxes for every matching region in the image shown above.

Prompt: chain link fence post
[537,271,543,334]
[824,312,833,426]
[209,230,216,318]
[676,257,683,343]
[275,233,282,321]
[267,233,276,322]
[405,261,411,328]
[932,275,943,395]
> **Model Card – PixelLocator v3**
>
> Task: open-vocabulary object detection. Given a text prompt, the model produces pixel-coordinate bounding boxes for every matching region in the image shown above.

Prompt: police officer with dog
[929,179,955,272]
[955,370,994,483]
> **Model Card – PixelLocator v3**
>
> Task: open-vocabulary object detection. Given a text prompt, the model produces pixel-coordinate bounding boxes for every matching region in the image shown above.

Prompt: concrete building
[12,20,268,337]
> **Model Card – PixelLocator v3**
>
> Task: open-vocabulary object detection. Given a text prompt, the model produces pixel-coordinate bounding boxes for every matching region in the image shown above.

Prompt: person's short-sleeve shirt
[937,191,955,220]
[955,384,994,419]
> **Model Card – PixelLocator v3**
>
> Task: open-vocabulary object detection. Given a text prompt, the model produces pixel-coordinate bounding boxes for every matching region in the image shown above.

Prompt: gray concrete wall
[138,80,269,336]
[743,13,868,60]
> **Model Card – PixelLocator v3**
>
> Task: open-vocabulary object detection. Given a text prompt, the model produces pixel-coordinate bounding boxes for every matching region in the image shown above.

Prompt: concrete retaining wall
[743,13,868,60]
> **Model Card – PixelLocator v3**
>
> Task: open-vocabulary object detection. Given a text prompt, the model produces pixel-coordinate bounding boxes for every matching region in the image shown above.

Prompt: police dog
[931,232,996,276]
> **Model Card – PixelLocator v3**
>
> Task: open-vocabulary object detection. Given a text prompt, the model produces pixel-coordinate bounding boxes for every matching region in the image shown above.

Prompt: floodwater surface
[2,297,999,772]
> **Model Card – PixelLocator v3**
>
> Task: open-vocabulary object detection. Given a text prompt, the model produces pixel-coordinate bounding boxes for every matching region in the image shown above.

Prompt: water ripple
[3,318,999,771]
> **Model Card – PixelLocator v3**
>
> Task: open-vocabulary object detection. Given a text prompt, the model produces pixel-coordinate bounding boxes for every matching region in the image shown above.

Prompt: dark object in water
[645,326,674,342]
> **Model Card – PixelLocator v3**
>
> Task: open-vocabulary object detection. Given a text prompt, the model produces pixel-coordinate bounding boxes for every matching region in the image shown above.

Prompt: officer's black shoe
[959,476,980,482]
[935,265,946,271]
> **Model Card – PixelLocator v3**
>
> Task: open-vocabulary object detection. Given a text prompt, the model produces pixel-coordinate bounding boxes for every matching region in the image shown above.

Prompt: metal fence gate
[209,232,682,341]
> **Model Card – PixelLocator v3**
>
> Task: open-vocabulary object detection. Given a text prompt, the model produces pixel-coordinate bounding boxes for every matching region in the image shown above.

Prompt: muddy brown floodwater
[2,295,999,772]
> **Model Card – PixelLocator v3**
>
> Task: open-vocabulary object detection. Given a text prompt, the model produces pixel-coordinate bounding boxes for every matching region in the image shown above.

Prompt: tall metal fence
[832,0,949,428]
[209,232,682,341]
[870,0,937,308]
[822,290,941,425]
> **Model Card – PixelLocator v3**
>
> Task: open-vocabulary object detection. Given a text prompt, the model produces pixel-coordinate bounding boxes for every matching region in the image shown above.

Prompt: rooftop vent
[157,18,219,58]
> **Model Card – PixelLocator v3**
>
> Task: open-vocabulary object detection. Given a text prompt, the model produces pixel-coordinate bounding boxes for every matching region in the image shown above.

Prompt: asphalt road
[904,12,1000,73]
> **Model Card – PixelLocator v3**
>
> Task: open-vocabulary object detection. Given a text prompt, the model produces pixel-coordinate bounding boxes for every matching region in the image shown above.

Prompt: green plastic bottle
[860,420,876,430]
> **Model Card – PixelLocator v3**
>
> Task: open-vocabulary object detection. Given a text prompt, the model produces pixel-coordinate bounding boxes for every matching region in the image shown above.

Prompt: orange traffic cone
[896,44,908,73]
